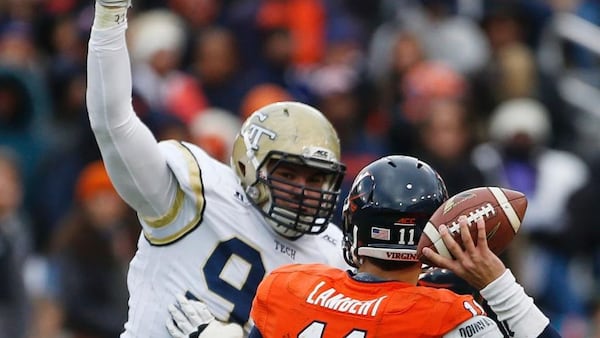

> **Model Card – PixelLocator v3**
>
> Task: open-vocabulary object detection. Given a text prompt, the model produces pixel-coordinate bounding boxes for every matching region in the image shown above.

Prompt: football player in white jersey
[86,1,349,337]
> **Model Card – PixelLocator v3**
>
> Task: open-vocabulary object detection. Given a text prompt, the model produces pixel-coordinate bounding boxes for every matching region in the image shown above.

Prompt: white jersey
[122,141,348,337]
[85,16,348,338]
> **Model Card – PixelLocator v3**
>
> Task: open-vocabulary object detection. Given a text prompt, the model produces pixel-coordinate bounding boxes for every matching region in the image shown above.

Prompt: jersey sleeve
[402,289,493,337]
[138,141,210,245]
[87,17,179,221]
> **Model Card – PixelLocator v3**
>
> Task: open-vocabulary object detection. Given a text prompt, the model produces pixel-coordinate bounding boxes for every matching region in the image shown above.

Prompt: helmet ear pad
[233,156,270,206]
[245,183,269,206]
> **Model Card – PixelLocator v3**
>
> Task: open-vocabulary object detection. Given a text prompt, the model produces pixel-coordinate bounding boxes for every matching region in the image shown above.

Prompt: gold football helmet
[231,101,346,238]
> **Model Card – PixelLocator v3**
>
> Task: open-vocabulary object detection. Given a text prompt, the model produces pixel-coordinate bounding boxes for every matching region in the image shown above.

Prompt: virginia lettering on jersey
[306,281,387,316]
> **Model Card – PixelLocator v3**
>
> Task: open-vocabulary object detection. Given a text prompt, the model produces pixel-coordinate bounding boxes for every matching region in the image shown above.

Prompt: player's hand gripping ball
[417,187,527,266]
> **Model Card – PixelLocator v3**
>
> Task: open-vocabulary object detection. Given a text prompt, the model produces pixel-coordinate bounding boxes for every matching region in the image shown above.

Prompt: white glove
[97,0,131,8]
[166,294,244,338]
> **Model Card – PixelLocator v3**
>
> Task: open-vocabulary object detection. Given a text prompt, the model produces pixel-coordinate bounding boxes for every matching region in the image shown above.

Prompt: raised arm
[86,1,177,219]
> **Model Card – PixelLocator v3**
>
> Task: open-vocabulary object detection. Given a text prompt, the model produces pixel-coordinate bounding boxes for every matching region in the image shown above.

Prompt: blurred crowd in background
[1,0,600,337]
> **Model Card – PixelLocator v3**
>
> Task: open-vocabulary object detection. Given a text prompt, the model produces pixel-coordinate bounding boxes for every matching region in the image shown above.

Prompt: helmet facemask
[251,150,344,238]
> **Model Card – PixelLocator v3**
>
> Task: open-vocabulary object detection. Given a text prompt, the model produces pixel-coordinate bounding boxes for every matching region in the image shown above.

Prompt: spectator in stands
[189,27,257,115]
[309,63,388,224]
[48,161,139,338]
[566,154,600,318]
[239,83,293,120]
[415,98,486,196]
[0,147,33,338]
[188,107,241,164]
[0,56,48,214]
[473,4,573,149]
[472,97,589,331]
[128,9,207,125]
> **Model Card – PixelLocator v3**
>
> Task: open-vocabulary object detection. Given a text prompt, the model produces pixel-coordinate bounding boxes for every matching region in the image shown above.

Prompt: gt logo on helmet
[245,124,277,150]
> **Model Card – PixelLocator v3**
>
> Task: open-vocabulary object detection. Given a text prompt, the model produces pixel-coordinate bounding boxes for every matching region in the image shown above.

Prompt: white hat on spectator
[489,98,551,145]
[128,9,185,63]
[189,108,241,163]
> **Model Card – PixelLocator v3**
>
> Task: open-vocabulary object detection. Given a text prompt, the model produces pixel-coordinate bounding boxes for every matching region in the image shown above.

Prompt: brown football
[417,187,527,266]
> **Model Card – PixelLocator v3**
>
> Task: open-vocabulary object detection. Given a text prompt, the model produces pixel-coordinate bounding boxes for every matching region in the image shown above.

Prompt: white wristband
[93,3,128,30]
[480,269,549,338]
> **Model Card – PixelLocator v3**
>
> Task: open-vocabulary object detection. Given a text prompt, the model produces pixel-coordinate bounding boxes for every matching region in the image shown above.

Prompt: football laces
[447,203,496,234]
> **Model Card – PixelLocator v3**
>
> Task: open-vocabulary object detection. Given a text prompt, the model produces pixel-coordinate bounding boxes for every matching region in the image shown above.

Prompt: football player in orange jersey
[249,155,503,338]
[169,156,560,338]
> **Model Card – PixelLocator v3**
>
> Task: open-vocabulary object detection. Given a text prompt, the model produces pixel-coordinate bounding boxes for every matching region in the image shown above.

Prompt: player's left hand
[421,215,506,290]
[166,293,244,338]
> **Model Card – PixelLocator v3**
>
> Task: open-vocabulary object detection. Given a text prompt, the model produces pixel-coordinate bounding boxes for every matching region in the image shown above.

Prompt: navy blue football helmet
[342,155,448,268]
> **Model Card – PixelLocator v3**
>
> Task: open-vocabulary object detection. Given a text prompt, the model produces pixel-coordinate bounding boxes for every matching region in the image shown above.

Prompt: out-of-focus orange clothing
[251,263,485,338]
[257,0,325,66]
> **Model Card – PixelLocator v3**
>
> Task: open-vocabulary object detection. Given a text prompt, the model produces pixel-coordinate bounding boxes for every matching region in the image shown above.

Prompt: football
[417,187,527,266]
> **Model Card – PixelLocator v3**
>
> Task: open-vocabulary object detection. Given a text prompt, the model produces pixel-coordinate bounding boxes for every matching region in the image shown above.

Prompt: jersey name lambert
[305,281,387,316]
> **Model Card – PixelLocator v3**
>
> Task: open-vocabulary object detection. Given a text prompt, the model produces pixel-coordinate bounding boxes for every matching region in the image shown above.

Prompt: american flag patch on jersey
[371,227,390,240]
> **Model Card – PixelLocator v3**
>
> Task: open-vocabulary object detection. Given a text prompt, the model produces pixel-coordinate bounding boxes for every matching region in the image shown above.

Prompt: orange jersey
[251,264,487,338]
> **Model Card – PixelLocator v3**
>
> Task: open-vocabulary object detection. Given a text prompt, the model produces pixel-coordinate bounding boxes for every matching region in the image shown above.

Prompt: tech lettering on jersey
[274,240,296,260]
[306,281,387,316]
